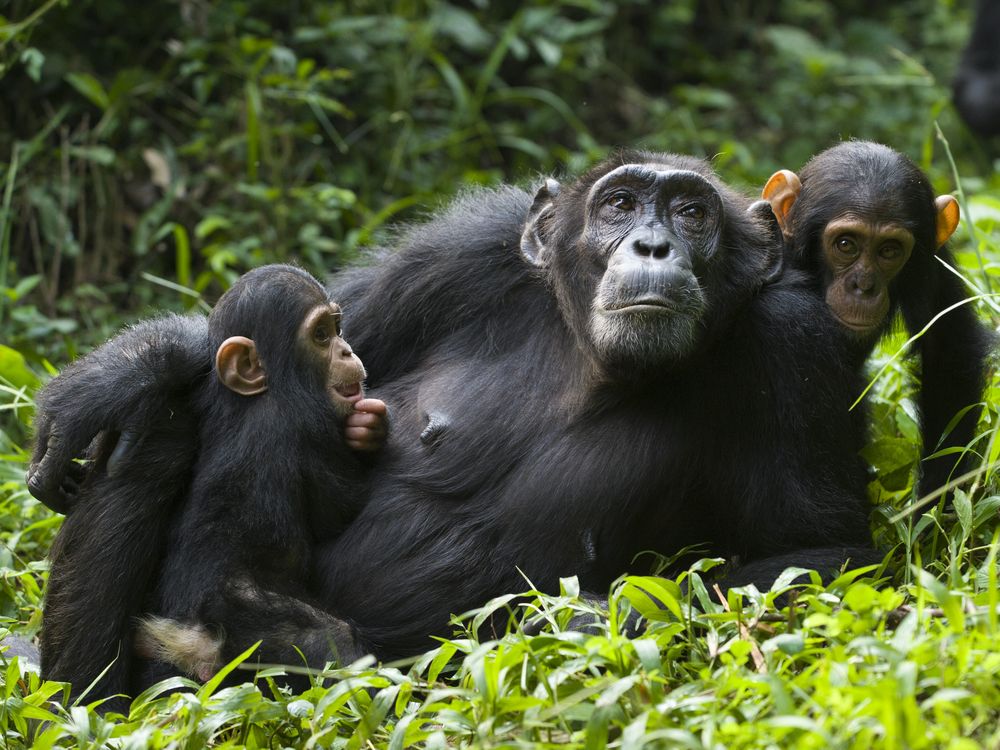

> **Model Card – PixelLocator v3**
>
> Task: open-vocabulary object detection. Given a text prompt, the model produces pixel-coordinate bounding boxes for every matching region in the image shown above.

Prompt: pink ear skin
[762,169,802,239]
[215,336,267,396]
[935,195,960,248]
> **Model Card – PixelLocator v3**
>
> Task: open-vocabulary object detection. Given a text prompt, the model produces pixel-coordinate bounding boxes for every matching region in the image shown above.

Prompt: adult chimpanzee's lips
[604,297,677,313]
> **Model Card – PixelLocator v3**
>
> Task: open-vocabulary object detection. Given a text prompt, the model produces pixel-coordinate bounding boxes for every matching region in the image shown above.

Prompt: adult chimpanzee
[40,265,380,706]
[762,141,992,497]
[953,0,1000,138]
[29,151,878,664]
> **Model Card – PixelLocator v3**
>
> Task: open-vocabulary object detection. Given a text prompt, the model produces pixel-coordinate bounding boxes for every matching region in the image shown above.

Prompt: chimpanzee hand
[344,398,389,453]
[26,314,210,514]
[26,411,102,514]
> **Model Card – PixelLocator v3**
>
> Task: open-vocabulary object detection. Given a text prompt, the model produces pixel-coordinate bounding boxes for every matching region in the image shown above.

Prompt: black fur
[141,265,367,688]
[311,153,877,657]
[32,153,879,671]
[40,265,366,707]
[786,142,993,497]
[40,315,208,711]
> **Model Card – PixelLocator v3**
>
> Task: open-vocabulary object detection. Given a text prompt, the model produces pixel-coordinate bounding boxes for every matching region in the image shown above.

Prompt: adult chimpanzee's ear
[520,178,561,267]
[935,195,960,247]
[746,199,785,283]
[215,336,268,396]
[761,169,801,239]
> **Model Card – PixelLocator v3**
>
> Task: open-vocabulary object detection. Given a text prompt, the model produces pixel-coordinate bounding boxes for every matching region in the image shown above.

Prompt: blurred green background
[1,0,995,365]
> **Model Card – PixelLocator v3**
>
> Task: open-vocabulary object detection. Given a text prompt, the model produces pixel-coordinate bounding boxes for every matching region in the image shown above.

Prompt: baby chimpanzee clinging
[41,265,385,707]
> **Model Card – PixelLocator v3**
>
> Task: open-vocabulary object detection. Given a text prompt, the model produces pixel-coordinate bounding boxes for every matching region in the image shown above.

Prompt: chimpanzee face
[819,213,913,336]
[581,165,725,370]
[298,302,368,418]
[764,141,961,343]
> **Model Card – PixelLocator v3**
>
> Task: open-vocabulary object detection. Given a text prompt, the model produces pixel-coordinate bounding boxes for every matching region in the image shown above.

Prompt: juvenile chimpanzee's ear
[935,195,960,248]
[520,178,561,267]
[215,336,268,396]
[761,169,801,239]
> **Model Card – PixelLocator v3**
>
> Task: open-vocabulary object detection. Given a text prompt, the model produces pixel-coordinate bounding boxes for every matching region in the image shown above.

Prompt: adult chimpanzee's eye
[678,203,705,220]
[607,192,636,211]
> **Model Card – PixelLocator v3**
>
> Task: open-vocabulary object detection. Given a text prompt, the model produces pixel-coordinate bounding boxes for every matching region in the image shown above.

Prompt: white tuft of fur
[135,616,223,682]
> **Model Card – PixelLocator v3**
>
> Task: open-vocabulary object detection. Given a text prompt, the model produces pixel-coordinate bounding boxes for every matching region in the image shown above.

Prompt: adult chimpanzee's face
[583,165,724,369]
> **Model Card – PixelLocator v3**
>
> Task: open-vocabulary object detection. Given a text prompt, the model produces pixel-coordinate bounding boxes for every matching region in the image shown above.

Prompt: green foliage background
[0,0,999,747]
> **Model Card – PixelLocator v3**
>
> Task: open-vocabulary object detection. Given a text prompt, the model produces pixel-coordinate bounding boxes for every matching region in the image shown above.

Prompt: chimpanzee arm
[903,267,993,497]
[27,314,210,512]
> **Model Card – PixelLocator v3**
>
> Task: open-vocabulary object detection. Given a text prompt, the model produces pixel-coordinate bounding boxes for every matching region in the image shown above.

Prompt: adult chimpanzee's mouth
[605,297,677,314]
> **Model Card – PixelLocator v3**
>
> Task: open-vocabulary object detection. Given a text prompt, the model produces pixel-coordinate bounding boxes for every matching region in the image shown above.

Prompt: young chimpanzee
[762,141,993,496]
[41,264,381,707]
[138,264,373,685]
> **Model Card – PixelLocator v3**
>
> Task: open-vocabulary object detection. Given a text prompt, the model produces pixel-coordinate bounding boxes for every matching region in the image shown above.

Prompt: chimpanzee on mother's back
[30,151,878,661]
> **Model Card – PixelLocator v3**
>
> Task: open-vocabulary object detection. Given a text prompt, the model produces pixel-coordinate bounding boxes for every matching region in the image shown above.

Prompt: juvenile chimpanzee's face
[764,142,962,344]
[583,165,724,368]
[299,302,367,418]
[819,214,913,336]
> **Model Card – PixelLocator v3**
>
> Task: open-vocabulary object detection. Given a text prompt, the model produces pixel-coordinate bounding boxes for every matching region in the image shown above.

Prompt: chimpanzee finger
[63,460,88,485]
[25,433,75,513]
[56,460,90,504]
[106,430,139,477]
[344,412,384,430]
[344,427,383,452]
[353,398,388,416]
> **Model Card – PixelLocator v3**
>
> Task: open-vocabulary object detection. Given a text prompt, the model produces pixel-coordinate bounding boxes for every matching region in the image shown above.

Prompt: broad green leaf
[0,345,39,390]
[65,72,110,110]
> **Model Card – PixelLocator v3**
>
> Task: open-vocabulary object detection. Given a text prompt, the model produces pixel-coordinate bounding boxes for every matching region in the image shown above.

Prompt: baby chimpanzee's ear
[215,336,267,396]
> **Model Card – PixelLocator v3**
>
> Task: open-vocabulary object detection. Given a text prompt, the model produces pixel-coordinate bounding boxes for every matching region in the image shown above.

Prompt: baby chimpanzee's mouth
[335,382,362,399]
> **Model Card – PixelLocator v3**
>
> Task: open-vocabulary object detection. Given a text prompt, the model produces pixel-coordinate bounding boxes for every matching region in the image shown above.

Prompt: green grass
[0,152,995,747]
[0,155,996,748]
[2,567,1000,748]
[0,194,996,746]
[1,2,999,744]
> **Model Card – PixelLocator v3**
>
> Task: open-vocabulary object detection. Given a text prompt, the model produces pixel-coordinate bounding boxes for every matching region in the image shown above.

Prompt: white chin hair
[589,310,699,368]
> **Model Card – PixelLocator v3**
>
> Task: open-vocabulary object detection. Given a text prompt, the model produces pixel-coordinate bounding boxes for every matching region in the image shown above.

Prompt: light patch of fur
[135,616,222,682]
[589,307,700,368]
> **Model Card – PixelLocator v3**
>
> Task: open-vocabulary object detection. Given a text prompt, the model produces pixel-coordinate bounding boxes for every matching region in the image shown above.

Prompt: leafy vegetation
[0,0,998,747]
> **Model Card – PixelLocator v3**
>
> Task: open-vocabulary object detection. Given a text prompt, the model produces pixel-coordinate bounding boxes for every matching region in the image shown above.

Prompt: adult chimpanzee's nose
[630,226,672,260]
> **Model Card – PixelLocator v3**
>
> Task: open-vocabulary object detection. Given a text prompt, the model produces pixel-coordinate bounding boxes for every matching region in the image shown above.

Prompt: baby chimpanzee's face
[299,302,367,418]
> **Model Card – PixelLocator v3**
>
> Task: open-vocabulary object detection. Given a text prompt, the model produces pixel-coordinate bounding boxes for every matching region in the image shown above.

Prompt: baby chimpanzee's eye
[313,325,331,345]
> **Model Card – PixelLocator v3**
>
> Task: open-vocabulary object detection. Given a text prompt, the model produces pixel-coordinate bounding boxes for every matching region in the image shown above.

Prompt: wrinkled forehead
[588,165,718,202]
